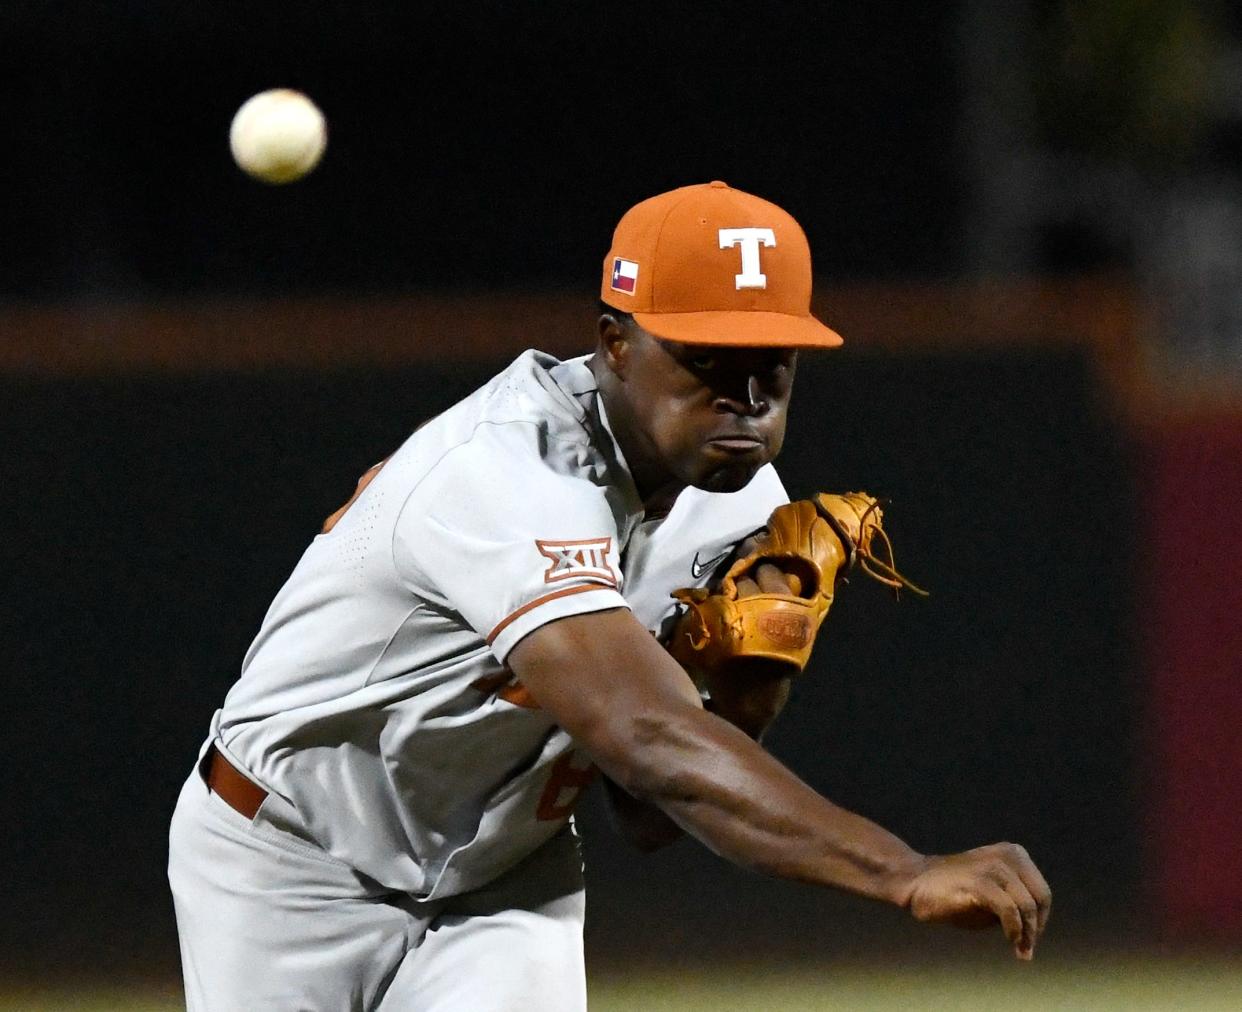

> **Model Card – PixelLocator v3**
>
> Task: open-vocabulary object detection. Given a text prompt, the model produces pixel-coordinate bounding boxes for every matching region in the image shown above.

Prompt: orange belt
[205,744,268,820]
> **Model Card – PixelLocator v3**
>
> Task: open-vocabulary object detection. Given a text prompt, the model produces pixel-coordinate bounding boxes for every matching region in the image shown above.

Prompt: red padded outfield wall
[1146,413,1242,936]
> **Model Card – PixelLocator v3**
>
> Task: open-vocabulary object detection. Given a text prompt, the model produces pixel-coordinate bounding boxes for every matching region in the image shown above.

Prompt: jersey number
[536,751,598,821]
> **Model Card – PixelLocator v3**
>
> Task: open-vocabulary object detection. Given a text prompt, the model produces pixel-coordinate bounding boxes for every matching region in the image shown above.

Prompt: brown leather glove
[667,492,925,683]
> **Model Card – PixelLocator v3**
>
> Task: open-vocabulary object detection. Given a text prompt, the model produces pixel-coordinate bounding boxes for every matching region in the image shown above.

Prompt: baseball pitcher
[168,182,1050,1011]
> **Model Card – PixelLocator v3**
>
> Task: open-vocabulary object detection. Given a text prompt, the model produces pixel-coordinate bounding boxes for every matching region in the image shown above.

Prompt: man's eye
[690,355,715,371]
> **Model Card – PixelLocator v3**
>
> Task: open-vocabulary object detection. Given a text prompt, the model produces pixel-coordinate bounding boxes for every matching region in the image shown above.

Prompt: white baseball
[229,89,327,184]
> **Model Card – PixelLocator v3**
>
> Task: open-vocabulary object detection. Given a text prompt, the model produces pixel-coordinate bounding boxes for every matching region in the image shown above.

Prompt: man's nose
[713,375,768,416]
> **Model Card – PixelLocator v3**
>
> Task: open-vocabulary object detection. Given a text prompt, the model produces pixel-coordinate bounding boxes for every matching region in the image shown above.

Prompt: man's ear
[596,314,631,378]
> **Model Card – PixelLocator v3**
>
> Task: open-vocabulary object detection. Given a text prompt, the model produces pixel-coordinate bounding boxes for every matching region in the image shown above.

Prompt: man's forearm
[601,698,753,853]
[514,609,1050,958]
[602,704,925,905]
[605,673,789,852]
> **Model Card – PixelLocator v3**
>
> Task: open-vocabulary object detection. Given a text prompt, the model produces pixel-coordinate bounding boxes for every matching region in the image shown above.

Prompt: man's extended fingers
[1009,848,1053,935]
[972,878,1026,958]
[996,871,1040,960]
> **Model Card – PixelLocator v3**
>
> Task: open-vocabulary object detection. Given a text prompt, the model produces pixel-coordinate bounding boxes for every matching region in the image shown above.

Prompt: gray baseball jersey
[208,349,788,900]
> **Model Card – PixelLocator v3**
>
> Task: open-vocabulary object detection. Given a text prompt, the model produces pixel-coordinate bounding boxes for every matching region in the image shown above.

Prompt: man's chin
[692,461,763,494]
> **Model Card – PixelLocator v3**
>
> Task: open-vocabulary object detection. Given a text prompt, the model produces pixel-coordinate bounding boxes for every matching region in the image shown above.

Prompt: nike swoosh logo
[690,548,731,580]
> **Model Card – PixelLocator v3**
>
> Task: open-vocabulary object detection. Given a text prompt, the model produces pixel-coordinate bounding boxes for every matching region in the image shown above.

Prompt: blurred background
[3,1,1241,1008]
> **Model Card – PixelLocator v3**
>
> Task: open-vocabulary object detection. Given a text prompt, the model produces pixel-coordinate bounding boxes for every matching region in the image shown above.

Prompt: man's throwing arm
[508,607,1051,960]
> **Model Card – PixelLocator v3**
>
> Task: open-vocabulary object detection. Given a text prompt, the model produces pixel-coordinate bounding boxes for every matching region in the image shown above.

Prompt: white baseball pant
[168,761,587,1011]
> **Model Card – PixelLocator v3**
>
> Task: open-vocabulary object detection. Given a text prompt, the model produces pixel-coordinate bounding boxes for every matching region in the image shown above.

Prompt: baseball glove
[667,492,926,681]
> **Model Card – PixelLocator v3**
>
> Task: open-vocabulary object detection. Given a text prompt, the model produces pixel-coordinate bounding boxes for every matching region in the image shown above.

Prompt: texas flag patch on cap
[610,257,639,294]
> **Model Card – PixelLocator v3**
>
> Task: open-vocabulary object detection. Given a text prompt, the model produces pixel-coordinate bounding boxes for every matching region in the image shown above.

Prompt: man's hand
[901,843,1052,961]
[704,555,797,739]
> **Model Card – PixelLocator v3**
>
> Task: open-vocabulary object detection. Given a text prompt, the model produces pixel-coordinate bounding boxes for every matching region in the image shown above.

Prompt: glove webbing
[813,497,929,598]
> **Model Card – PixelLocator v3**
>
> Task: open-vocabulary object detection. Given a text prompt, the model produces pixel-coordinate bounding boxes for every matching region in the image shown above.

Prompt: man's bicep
[392,437,627,646]
[508,608,703,762]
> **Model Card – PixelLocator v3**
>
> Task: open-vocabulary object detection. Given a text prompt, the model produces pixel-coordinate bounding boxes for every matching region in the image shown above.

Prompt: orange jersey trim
[470,669,541,710]
[486,584,615,645]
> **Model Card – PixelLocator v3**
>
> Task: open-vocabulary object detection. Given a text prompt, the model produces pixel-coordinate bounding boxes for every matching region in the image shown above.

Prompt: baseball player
[168,181,1051,1011]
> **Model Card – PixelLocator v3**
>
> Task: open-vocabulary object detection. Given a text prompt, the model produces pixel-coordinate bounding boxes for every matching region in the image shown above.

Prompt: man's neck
[591,354,686,518]
[637,482,683,522]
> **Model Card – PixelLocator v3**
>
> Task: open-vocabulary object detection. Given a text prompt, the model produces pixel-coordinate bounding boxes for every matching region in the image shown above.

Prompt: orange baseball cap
[600,181,842,348]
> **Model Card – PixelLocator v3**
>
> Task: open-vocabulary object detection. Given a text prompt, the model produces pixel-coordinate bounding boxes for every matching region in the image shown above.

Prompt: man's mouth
[706,433,765,453]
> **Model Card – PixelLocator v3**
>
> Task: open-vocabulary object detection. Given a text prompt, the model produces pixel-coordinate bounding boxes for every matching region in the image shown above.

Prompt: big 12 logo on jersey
[535,537,618,587]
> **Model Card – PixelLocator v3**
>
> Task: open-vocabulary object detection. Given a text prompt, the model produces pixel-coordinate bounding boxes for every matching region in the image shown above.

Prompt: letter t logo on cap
[718,227,777,290]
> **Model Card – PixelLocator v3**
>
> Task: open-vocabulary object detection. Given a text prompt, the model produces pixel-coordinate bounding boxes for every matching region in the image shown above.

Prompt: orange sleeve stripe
[486,584,617,645]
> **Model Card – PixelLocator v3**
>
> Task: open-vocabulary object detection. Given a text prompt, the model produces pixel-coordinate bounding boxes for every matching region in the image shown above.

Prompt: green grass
[0,989,181,1012]
[4,957,1242,1010]
[589,957,1242,1011]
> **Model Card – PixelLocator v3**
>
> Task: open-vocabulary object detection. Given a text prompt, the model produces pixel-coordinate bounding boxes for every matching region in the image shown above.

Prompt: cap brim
[631,310,843,348]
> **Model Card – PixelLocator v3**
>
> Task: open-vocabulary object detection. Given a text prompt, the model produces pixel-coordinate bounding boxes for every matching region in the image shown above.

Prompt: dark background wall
[0,343,1138,975]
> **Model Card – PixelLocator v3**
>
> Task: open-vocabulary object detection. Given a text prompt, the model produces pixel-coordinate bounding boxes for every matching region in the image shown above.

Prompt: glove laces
[814,496,929,598]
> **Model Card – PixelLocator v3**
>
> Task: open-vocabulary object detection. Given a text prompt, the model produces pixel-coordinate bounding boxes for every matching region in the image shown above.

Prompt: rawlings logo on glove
[668,492,926,682]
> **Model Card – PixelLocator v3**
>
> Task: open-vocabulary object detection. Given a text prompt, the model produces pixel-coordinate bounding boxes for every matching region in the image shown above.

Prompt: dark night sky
[0,2,961,299]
